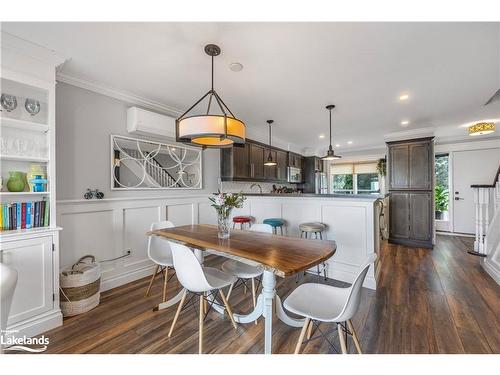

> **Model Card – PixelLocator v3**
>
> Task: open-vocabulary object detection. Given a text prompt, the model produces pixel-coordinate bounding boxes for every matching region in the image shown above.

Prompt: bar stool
[299,222,328,280]
[299,222,327,239]
[263,218,285,235]
[284,254,376,354]
[232,215,252,229]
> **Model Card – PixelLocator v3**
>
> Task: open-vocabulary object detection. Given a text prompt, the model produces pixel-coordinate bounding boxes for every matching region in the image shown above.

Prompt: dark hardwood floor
[31,235,500,354]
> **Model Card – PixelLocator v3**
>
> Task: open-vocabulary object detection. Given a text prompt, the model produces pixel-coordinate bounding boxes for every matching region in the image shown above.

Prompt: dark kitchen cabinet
[221,139,303,183]
[388,139,432,190]
[276,150,288,181]
[389,192,410,239]
[249,143,265,179]
[288,152,303,169]
[387,137,434,249]
[389,191,432,245]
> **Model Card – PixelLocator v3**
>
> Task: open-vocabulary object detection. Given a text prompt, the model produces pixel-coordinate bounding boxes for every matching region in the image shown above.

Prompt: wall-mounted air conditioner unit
[126,107,176,139]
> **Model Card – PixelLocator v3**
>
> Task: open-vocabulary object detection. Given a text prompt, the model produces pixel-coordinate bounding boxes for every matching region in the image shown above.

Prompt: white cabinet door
[1,236,54,326]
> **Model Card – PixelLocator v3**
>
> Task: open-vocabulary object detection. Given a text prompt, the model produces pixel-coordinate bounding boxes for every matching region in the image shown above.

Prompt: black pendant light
[321,104,341,160]
[176,44,246,148]
[264,120,277,166]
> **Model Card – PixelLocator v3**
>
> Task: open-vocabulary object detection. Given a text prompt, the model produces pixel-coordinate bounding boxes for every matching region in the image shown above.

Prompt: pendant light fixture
[321,104,341,160]
[176,44,246,148]
[264,120,277,166]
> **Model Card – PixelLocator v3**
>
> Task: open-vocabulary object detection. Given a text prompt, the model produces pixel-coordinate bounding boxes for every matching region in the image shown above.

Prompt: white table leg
[153,287,186,311]
[261,270,276,354]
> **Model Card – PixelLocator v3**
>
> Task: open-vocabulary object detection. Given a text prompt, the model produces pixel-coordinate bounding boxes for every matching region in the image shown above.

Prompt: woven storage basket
[60,255,101,317]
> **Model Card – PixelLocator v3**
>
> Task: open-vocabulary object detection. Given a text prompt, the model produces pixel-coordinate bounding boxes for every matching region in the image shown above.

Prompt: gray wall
[56,82,220,200]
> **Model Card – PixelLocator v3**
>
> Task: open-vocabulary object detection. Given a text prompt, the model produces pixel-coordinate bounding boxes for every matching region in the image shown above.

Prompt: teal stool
[263,218,285,235]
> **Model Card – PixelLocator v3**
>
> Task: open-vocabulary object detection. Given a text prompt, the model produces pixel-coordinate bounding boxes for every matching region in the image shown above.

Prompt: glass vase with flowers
[209,191,246,239]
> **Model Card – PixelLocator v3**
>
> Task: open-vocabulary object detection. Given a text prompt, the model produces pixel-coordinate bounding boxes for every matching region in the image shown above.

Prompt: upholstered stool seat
[263,218,285,235]
[232,216,252,229]
[299,222,327,234]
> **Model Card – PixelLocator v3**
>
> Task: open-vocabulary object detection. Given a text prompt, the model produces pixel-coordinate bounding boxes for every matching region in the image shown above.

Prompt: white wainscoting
[57,194,378,292]
[57,195,216,291]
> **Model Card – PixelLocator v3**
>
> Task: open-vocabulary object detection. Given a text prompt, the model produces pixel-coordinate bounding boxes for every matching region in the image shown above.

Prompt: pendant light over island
[321,104,341,160]
[176,44,246,148]
[264,120,277,166]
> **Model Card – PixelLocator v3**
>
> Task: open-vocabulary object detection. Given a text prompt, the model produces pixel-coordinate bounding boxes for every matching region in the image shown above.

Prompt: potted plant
[435,185,449,220]
[376,158,387,176]
[209,191,246,239]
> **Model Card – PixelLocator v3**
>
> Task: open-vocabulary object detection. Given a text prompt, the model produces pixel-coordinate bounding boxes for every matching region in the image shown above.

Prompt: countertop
[240,193,388,199]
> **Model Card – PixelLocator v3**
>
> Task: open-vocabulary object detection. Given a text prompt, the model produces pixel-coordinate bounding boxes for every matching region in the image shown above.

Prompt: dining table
[148,224,336,354]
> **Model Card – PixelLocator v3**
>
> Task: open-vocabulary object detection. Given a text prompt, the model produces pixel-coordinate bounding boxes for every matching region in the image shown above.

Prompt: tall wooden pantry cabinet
[0,32,65,340]
[387,137,435,248]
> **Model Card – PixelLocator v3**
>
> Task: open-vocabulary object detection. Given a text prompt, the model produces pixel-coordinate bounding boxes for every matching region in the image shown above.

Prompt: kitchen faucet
[250,183,263,194]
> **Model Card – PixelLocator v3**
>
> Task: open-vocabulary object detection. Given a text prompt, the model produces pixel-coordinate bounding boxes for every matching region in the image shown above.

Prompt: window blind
[354,163,377,174]
[330,164,354,174]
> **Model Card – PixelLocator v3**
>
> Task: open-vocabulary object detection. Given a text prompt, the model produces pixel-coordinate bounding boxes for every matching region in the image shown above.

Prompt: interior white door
[452,148,500,234]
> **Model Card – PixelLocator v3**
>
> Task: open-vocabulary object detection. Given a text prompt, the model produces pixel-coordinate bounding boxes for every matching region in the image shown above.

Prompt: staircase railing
[471,166,500,284]
[124,149,181,188]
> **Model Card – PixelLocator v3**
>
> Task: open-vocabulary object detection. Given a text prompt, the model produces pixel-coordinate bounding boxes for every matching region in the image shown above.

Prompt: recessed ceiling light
[319,134,325,139]
[399,94,409,101]
[335,144,340,148]
[347,141,353,145]
[401,120,410,126]
[229,62,243,72]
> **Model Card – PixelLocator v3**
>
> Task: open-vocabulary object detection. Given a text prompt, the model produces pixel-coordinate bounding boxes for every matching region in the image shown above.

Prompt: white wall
[56,82,220,200]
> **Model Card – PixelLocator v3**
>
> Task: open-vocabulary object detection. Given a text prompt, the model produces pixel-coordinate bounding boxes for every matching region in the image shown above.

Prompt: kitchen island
[227,193,385,289]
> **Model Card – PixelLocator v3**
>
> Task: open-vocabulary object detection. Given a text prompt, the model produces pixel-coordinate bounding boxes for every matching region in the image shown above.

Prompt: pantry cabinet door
[1,236,54,326]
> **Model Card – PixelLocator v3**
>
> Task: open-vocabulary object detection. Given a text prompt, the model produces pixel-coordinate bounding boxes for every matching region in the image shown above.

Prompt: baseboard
[100,264,156,292]
[482,259,500,285]
[388,237,433,249]
[6,309,62,340]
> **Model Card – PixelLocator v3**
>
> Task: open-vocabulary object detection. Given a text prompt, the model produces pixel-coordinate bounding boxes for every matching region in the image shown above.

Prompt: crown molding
[56,73,183,116]
[384,127,435,142]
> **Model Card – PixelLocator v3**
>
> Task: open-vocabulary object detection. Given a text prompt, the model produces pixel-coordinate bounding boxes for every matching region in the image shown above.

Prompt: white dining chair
[145,220,175,302]
[221,223,272,321]
[1,263,18,353]
[167,241,238,354]
[284,254,377,354]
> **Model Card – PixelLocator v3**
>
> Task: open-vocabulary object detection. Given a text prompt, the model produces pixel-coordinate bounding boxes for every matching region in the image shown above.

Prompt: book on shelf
[0,199,49,231]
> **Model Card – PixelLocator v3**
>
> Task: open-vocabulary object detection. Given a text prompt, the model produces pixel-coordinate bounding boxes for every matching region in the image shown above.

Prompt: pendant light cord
[329,108,332,148]
[211,55,214,91]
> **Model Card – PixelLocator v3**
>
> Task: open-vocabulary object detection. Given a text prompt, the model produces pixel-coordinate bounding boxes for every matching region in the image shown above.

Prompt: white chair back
[1,263,18,345]
[335,254,377,322]
[148,221,175,262]
[169,241,212,293]
[248,223,273,233]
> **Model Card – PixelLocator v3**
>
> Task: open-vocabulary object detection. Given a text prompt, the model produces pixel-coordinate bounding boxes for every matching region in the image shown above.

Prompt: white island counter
[229,194,384,289]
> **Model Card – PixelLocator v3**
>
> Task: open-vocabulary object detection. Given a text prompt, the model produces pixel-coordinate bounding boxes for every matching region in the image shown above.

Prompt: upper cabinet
[388,138,433,190]
[220,139,301,183]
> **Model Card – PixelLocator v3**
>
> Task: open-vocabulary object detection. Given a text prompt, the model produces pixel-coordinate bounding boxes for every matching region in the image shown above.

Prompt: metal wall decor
[176,44,246,148]
[111,135,202,190]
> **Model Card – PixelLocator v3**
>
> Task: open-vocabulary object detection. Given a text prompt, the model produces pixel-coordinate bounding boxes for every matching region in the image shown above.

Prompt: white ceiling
[3,22,499,154]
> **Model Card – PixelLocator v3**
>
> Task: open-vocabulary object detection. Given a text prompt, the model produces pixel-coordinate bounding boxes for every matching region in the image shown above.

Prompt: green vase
[7,171,26,192]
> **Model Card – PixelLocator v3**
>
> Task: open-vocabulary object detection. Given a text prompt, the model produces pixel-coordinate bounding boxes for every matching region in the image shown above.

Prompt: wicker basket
[60,255,101,317]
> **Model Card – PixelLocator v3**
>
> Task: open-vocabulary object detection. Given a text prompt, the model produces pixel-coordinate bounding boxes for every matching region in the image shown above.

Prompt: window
[330,162,380,195]
[435,154,450,221]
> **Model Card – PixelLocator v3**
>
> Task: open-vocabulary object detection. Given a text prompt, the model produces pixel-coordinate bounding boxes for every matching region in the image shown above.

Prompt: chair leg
[347,319,362,354]
[168,289,187,337]
[251,278,258,325]
[145,264,160,296]
[337,323,348,354]
[306,319,314,340]
[226,282,234,301]
[233,222,236,229]
[219,289,238,330]
[199,294,204,354]
[162,267,169,302]
[294,318,310,354]
[280,226,283,235]
[323,262,328,280]
[319,232,323,240]
[203,292,208,314]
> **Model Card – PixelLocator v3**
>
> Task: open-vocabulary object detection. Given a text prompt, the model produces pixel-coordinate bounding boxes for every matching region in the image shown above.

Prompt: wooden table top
[149,224,336,278]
